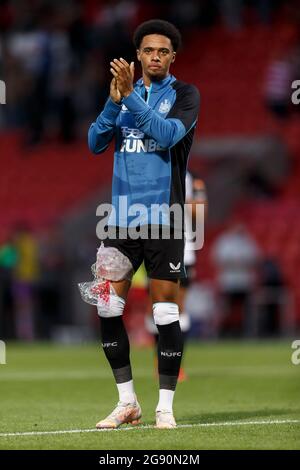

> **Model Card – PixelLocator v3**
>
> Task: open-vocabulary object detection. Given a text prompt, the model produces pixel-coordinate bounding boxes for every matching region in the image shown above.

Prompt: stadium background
[0,0,300,450]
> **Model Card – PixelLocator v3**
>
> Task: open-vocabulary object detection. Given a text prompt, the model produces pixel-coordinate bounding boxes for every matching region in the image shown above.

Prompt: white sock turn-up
[116,380,136,404]
[156,389,175,413]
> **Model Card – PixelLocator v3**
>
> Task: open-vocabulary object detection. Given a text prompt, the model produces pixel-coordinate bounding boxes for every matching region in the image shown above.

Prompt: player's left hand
[110,58,135,98]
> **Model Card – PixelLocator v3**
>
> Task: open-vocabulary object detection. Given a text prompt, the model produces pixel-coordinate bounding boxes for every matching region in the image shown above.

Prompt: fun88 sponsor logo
[120,127,165,153]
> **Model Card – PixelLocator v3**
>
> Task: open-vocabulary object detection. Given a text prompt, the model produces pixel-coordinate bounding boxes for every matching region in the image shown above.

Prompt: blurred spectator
[0,235,18,339]
[212,223,261,337]
[264,38,300,120]
[218,0,277,31]
[219,0,243,31]
[167,0,201,32]
[90,0,137,62]
[12,225,40,340]
[185,281,217,338]
[74,50,108,135]
[37,229,66,339]
[6,5,54,144]
[254,257,285,337]
[47,7,76,144]
[3,2,77,144]
[264,52,295,120]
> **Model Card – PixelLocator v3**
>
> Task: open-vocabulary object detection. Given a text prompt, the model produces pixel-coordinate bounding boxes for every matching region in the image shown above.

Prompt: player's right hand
[110,77,121,104]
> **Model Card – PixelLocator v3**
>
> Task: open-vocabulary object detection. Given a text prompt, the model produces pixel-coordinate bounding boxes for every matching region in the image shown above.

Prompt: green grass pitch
[0,340,299,449]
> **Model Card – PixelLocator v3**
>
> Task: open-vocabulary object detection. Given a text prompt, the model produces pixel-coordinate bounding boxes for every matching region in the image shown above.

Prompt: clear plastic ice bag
[78,279,110,307]
[78,242,133,307]
[95,242,133,281]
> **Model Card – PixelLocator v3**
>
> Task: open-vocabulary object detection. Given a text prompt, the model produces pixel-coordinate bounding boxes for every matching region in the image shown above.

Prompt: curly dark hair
[133,19,182,52]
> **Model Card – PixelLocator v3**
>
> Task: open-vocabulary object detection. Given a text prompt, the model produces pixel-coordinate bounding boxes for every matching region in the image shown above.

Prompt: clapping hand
[110,58,135,98]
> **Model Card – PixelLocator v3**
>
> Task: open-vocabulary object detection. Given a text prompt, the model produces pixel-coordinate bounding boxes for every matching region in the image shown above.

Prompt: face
[137,34,176,82]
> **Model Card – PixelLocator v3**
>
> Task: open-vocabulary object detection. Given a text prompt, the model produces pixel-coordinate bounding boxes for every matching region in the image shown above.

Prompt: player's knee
[97,286,126,318]
[152,302,180,326]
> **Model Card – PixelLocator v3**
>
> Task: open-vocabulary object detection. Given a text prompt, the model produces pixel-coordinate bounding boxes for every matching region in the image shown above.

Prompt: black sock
[100,316,132,383]
[154,331,187,359]
[157,321,183,391]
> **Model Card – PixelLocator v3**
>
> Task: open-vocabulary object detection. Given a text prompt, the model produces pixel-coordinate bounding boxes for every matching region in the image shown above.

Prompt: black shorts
[102,225,186,280]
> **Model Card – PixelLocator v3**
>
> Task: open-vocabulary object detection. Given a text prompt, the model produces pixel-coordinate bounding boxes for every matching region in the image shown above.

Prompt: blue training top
[88,74,200,228]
